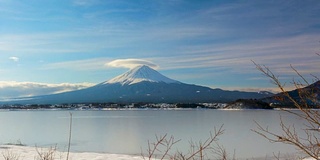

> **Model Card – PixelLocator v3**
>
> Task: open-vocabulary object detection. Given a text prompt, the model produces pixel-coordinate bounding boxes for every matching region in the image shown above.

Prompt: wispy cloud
[44,58,113,71]
[219,86,281,94]
[0,32,109,54]
[73,0,100,6]
[150,34,320,74]
[0,81,95,100]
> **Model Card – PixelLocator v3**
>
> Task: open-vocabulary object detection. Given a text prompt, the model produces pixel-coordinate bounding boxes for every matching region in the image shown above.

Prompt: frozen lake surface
[0,109,305,159]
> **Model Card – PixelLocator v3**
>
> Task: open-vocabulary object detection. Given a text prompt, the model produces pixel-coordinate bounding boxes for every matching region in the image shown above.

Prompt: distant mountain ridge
[262,81,320,107]
[1,65,272,104]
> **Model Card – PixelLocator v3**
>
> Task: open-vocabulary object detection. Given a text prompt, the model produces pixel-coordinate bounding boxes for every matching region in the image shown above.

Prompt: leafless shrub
[142,125,235,160]
[141,134,181,160]
[35,145,57,160]
[2,150,20,160]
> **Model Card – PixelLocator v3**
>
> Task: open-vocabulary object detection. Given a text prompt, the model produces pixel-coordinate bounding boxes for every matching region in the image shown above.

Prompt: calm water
[0,109,305,159]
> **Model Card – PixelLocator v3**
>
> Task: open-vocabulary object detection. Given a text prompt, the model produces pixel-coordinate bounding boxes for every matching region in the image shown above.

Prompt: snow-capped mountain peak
[105,65,180,85]
[1,65,274,104]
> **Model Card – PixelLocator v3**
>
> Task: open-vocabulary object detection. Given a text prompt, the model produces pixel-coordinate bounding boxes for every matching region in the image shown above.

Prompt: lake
[0,109,305,159]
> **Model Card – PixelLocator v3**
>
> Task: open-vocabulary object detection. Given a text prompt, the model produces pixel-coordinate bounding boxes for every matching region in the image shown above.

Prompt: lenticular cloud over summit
[106,59,158,69]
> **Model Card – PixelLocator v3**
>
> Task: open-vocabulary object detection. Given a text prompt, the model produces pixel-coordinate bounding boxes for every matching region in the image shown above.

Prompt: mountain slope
[2,65,272,104]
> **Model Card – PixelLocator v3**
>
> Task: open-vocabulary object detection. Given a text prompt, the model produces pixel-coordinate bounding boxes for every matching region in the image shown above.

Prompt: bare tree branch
[141,125,230,160]
[252,59,320,159]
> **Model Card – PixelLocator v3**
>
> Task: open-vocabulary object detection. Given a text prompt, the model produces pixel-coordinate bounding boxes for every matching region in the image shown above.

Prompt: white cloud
[9,56,19,62]
[106,59,159,69]
[44,58,112,71]
[0,81,95,100]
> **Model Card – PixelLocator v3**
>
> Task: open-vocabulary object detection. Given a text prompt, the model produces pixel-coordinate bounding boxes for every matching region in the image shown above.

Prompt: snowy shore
[0,145,315,160]
[0,145,146,160]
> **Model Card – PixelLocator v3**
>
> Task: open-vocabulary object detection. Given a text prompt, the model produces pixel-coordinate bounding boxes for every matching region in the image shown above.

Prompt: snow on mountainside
[105,65,180,85]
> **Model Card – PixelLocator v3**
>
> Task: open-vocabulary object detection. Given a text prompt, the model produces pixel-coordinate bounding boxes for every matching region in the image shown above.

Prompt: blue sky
[0,0,320,99]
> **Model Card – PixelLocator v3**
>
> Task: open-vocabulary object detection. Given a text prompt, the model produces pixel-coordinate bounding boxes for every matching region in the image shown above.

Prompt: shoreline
[0,107,307,112]
[0,144,310,160]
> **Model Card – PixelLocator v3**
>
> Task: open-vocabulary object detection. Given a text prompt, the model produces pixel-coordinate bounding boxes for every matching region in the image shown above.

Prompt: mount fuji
[3,65,272,104]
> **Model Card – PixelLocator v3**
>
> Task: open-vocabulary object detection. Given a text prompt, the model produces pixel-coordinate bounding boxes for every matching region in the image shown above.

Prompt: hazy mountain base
[224,99,273,109]
[0,102,226,110]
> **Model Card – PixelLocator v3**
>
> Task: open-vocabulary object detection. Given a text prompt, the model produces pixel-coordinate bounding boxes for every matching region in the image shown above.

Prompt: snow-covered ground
[0,145,146,160]
[0,145,315,160]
